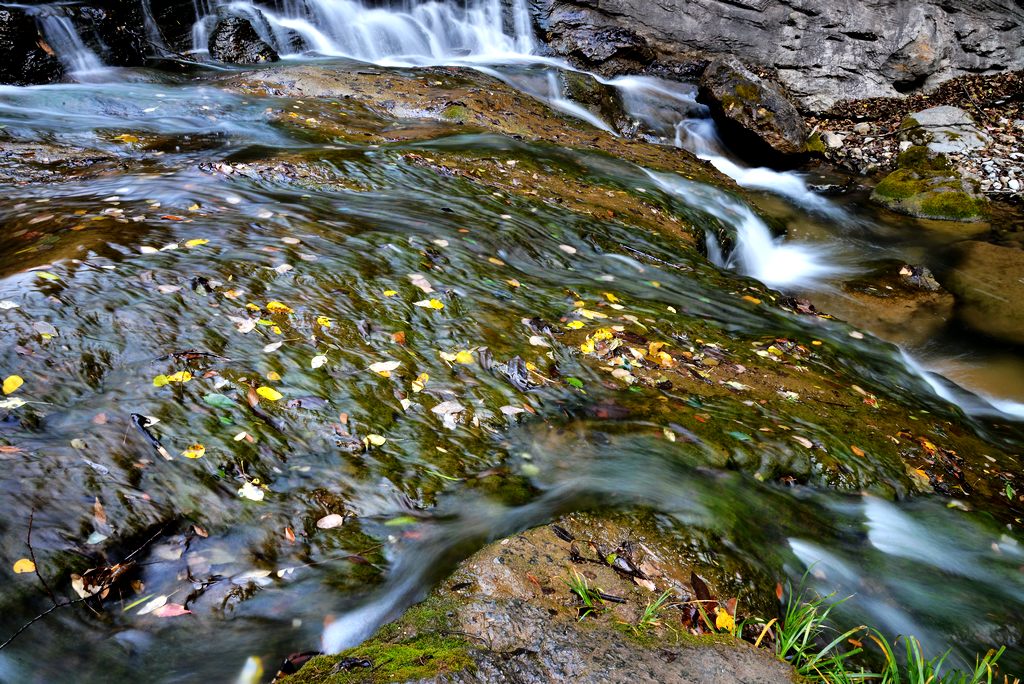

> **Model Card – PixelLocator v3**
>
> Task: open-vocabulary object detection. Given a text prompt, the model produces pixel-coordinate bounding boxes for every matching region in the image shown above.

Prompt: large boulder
[65,1,147,67]
[698,56,808,160]
[899,106,990,155]
[0,7,64,85]
[870,147,987,222]
[943,241,1024,345]
[530,0,1024,113]
[208,15,279,64]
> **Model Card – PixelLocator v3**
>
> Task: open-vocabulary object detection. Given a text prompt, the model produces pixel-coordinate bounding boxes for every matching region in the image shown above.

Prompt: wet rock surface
[208,15,279,64]
[283,513,796,683]
[698,56,808,161]
[899,106,990,155]
[531,0,1024,112]
[0,7,64,86]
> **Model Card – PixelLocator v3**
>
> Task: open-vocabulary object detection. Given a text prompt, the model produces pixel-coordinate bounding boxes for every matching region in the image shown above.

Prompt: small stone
[1009,179,1021,192]
[853,122,871,135]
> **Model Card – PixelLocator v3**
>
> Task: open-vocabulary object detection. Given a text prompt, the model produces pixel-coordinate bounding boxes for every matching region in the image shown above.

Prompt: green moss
[899,116,920,130]
[872,168,929,200]
[805,133,826,153]
[918,191,986,221]
[280,634,474,683]
[897,145,950,172]
[733,82,760,102]
[439,104,469,123]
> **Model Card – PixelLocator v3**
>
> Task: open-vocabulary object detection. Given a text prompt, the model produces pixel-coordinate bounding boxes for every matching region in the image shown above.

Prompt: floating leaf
[316,514,345,529]
[311,355,327,369]
[3,375,24,395]
[137,595,168,615]
[431,400,465,430]
[266,301,294,314]
[184,238,209,248]
[454,350,474,364]
[238,481,266,501]
[256,386,283,401]
[566,320,584,330]
[113,133,140,144]
[414,298,444,310]
[316,315,332,328]
[566,377,584,389]
[411,373,428,393]
[383,290,398,297]
[263,341,283,353]
[384,516,417,526]
[369,360,400,375]
[36,271,61,281]
[153,371,191,387]
[181,444,205,459]
[364,434,386,447]
[0,397,26,409]
[203,393,235,409]
[153,603,191,618]
[13,558,35,574]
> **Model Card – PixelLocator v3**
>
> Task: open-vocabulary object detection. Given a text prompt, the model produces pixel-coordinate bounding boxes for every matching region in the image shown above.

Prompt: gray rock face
[698,55,808,157]
[900,106,991,154]
[208,15,279,64]
[532,0,1024,112]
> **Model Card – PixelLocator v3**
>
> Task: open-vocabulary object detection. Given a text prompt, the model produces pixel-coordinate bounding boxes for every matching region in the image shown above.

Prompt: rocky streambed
[1,2,1024,683]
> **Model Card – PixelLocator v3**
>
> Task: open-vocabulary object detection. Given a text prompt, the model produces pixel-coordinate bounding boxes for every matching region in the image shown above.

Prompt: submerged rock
[0,7,64,86]
[899,106,990,155]
[287,513,795,683]
[208,15,279,64]
[944,241,1024,346]
[870,146,987,222]
[698,56,807,161]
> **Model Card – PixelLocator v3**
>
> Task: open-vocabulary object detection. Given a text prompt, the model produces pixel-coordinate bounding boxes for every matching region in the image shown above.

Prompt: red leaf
[153,603,191,617]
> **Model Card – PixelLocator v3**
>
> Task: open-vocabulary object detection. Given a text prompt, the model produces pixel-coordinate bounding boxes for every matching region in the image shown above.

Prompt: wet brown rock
[944,241,1024,346]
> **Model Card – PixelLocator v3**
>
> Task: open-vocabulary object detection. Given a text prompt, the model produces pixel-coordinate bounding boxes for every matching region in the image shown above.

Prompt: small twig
[0,595,94,650]
[26,511,59,607]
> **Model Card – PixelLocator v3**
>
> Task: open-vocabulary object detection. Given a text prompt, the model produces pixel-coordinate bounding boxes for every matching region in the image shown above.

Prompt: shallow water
[1,4,1024,680]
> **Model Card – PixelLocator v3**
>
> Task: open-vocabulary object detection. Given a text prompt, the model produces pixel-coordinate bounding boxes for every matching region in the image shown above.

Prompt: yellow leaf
[223,289,243,299]
[37,271,61,281]
[742,295,762,305]
[152,374,169,387]
[266,301,294,314]
[715,608,735,632]
[316,315,332,328]
[13,558,35,574]
[383,290,398,297]
[592,328,614,342]
[566,321,585,330]
[506,279,521,288]
[488,257,505,266]
[412,373,429,393]
[256,386,283,401]
[578,309,607,320]
[580,339,595,354]
[184,238,209,248]
[365,434,386,446]
[414,298,444,310]
[454,350,474,364]
[602,292,620,303]
[266,371,281,381]
[166,371,191,384]
[3,375,24,395]
[113,133,139,143]
[182,444,205,459]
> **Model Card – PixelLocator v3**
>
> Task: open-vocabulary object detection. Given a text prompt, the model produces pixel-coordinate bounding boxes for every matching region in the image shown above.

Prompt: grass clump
[772,582,1015,684]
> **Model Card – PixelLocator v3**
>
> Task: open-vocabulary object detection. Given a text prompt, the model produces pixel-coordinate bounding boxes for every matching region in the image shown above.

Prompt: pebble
[1010,179,1022,191]
[853,122,871,134]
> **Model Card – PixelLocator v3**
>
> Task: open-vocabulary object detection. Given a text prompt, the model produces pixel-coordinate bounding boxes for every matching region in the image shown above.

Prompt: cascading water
[28,7,105,76]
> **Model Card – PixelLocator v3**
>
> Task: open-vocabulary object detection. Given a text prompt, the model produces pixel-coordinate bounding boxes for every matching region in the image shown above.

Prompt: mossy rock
[897,145,950,172]
[870,168,986,222]
[806,132,826,153]
[282,634,475,683]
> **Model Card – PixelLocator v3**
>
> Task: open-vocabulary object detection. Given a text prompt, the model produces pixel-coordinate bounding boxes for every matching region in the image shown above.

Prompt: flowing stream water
[1,1,1024,681]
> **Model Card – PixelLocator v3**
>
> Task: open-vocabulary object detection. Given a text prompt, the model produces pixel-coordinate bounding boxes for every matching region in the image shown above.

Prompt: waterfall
[193,0,535,63]
[31,9,105,76]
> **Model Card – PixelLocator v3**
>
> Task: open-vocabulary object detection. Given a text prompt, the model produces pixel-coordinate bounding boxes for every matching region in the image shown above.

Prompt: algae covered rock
[870,146,987,222]
[944,241,1024,346]
[698,55,808,161]
[285,513,796,683]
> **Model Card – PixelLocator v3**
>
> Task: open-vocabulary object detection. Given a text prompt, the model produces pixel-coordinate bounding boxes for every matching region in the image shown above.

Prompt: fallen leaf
[153,603,191,617]
[369,360,400,375]
[431,400,466,430]
[266,301,294,314]
[137,594,168,615]
[184,238,209,248]
[3,375,24,395]
[411,373,428,393]
[454,350,474,364]
[851,445,866,457]
[13,558,35,574]
[316,514,345,529]
[181,444,205,459]
[414,298,444,310]
[364,434,386,447]
[311,355,327,369]
[256,386,283,401]
[238,481,266,501]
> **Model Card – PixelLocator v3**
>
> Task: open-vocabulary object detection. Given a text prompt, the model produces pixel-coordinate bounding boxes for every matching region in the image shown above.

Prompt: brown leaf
[391,331,407,345]
[690,572,714,603]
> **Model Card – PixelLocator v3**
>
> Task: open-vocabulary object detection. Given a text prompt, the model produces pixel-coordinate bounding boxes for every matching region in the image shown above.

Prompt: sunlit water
[0,1,1023,681]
